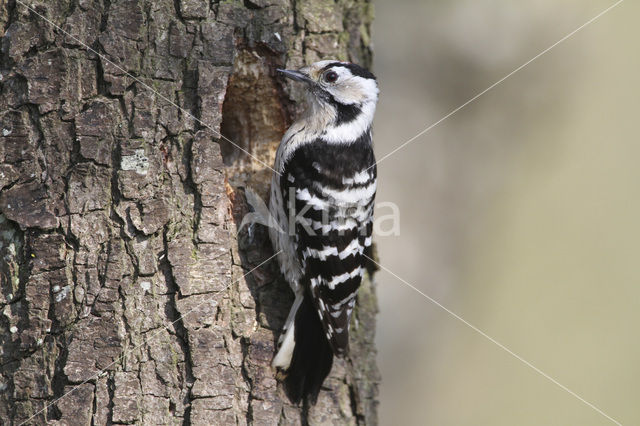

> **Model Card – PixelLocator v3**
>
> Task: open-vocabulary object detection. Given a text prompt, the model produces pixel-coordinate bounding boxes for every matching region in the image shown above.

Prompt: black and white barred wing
[282,156,375,355]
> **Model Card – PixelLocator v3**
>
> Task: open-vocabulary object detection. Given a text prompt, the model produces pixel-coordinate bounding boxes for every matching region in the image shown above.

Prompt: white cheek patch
[327,75,378,106]
[321,74,378,146]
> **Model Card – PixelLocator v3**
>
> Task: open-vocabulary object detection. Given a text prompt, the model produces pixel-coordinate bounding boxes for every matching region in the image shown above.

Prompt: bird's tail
[272,293,333,404]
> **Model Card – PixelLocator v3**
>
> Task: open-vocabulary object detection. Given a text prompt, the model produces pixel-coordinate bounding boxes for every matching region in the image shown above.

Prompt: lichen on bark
[0,0,378,424]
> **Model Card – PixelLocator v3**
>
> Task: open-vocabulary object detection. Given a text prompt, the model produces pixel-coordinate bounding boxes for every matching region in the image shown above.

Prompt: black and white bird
[269,60,378,403]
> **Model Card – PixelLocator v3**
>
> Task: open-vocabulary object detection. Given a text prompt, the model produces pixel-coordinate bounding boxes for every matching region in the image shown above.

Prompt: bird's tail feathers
[273,295,333,405]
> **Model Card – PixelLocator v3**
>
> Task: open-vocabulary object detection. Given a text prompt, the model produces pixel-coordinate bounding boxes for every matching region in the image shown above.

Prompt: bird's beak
[277,69,313,84]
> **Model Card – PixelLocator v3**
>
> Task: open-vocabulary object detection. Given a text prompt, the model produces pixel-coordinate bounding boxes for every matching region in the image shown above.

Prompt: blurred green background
[371,0,638,424]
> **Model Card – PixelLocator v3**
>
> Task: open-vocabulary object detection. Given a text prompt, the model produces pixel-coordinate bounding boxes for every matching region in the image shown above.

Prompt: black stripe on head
[333,99,361,126]
[340,63,376,80]
[321,62,376,80]
[314,87,362,126]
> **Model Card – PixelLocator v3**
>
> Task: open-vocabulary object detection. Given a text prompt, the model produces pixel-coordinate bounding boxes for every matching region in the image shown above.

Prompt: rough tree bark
[0,0,378,424]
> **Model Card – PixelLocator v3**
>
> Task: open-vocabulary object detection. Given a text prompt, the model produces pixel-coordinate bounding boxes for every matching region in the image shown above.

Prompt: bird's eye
[324,71,338,83]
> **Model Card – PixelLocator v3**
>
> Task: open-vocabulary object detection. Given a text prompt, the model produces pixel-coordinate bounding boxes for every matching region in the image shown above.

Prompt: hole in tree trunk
[219,48,288,190]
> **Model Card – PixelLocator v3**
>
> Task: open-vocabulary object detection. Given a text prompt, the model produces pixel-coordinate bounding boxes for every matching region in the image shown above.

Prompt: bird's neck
[298,96,375,145]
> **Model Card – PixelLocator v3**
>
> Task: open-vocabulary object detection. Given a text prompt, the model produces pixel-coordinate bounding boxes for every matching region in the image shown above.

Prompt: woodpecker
[269,60,378,404]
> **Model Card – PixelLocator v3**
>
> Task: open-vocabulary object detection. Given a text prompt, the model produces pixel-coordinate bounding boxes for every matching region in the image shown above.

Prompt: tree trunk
[0,0,378,424]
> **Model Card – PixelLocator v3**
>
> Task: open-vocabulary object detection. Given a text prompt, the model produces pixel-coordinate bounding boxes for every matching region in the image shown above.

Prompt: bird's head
[278,60,378,105]
[277,60,378,139]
